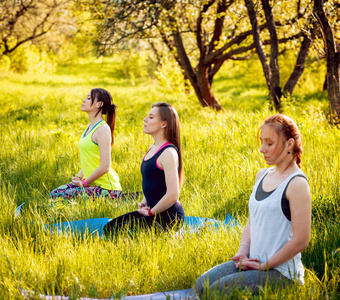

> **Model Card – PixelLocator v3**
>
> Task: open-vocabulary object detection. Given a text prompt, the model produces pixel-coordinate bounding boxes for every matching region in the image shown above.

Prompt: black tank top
[141,144,178,208]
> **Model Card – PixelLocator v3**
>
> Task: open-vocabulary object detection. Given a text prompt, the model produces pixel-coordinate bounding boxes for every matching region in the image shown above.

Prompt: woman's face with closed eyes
[143,107,166,135]
[259,125,287,165]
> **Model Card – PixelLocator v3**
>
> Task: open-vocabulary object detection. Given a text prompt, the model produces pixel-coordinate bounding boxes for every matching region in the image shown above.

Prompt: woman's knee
[49,187,68,198]
[209,270,291,296]
[196,274,233,299]
[195,261,238,297]
[49,183,75,198]
[194,274,206,297]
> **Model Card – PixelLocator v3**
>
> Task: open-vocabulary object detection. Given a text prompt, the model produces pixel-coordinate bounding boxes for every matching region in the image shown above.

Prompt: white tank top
[248,168,307,284]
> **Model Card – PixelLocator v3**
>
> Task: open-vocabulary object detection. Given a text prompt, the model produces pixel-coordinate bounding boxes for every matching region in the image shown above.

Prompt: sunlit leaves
[0,0,74,55]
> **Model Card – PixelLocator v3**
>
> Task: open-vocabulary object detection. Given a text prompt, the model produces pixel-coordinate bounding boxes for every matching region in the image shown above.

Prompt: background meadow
[0,54,340,299]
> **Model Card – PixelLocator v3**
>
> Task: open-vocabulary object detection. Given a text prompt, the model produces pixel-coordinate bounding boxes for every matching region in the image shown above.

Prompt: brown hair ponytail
[152,102,184,188]
[91,88,117,146]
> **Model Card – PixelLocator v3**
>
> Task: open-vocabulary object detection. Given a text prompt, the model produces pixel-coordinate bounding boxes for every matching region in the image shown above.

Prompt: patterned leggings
[49,182,121,200]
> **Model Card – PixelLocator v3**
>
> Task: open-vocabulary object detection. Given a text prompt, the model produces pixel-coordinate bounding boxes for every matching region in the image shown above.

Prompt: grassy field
[0,55,339,299]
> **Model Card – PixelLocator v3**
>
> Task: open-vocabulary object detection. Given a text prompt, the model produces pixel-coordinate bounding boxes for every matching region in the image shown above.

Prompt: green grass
[0,55,339,298]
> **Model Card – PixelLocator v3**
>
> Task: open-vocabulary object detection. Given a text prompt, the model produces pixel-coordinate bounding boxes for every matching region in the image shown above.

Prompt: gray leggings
[195,261,292,297]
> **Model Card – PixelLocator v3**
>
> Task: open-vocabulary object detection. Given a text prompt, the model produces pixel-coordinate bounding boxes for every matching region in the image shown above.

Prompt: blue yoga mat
[16,203,239,237]
[46,215,238,237]
[184,214,238,228]
[22,288,194,299]
[47,218,112,236]
[15,203,25,218]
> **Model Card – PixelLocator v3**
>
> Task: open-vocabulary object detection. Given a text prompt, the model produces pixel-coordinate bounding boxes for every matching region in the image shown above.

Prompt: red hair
[258,114,303,168]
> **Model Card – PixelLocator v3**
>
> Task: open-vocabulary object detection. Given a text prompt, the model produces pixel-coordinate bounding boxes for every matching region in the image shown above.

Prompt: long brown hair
[258,114,303,168]
[91,88,116,146]
[152,102,184,188]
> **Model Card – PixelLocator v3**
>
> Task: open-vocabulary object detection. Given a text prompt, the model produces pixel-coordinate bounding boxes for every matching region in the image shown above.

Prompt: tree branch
[172,28,197,84]
[204,22,268,64]
[261,0,280,88]
[4,17,56,55]
[230,52,255,60]
[244,0,271,84]
[284,19,317,94]
[207,0,232,55]
[196,0,215,58]
[1,0,66,55]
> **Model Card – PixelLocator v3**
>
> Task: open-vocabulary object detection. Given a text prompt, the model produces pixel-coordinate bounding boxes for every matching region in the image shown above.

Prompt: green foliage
[155,56,189,93]
[52,10,98,63]
[0,56,339,299]
[7,44,57,74]
[110,51,157,84]
[0,54,10,72]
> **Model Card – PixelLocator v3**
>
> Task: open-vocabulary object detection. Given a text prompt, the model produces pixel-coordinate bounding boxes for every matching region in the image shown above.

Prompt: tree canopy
[1,0,340,118]
[0,0,74,56]
[90,0,321,110]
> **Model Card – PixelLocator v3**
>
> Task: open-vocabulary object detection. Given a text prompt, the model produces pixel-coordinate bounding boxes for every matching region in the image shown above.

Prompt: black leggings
[103,210,184,235]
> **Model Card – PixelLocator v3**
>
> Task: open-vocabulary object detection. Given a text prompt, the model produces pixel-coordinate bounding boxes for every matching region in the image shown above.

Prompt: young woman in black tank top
[104,103,184,234]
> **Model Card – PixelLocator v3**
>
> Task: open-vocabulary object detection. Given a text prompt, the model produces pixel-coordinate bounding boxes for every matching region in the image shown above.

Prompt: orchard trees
[2,0,338,117]
[91,1,273,110]
[92,0,320,110]
[245,0,317,110]
[314,0,340,122]
[0,0,72,56]
[93,0,255,110]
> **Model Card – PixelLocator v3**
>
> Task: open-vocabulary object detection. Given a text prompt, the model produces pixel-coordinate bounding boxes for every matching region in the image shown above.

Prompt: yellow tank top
[79,120,121,191]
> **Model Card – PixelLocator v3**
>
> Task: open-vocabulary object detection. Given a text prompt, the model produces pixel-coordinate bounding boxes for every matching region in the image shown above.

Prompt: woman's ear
[161,121,167,129]
[287,138,295,151]
[97,101,103,108]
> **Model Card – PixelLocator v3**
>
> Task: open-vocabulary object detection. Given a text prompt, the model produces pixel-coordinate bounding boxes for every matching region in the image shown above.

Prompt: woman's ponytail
[91,88,117,146]
[106,104,117,146]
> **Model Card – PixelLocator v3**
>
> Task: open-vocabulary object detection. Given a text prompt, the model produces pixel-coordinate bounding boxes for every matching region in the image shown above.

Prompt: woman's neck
[274,159,298,176]
[152,133,168,148]
[88,112,104,127]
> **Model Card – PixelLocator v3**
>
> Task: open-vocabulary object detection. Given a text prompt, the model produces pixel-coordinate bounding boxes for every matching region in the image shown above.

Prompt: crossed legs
[195,261,291,298]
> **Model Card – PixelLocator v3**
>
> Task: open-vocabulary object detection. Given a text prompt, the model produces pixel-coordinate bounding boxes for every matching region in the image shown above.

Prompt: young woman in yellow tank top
[50,88,122,200]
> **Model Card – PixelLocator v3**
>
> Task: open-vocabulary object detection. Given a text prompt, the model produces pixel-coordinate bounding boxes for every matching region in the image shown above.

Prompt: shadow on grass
[303,90,327,102]
[210,191,250,222]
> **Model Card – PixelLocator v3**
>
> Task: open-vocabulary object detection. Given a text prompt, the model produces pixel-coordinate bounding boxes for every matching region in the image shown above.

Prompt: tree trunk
[315,0,340,121]
[284,18,317,95]
[246,0,314,110]
[148,40,162,67]
[245,0,280,110]
[196,61,223,110]
[326,54,340,120]
[172,30,223,110]
[284,26,315,94]
[261,0,281,110]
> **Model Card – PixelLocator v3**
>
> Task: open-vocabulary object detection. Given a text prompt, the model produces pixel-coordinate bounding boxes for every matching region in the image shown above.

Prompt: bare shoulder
[286,175,311,203]
[287,176,310,193]
[158,147,179,168]
[95,123,111,138]
[93,123,111,144]
[255,168,267,182]
[96,123,110,134]
[160,147,178,160]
